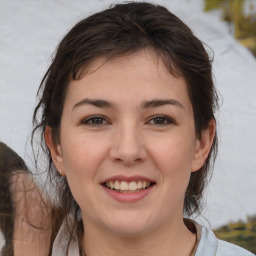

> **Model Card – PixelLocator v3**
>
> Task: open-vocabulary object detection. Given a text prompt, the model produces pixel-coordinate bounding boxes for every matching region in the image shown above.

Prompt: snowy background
[0,0,255,228]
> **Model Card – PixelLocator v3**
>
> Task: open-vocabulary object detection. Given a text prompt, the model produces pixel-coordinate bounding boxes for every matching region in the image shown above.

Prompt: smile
[103,180,154,193]
[101,175,156,202]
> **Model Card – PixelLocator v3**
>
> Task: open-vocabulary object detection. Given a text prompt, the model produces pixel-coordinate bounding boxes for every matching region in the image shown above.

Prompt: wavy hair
[32,2,218,254]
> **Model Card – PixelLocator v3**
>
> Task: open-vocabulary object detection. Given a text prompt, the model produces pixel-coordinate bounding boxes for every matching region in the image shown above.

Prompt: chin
[101,211,156,237]
[108,223,150,237]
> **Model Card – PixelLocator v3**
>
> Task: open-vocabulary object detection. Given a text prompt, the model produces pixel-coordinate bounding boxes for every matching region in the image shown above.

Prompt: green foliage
[204,0,228,11]
[214,216,256,254]
[203,0,256,56]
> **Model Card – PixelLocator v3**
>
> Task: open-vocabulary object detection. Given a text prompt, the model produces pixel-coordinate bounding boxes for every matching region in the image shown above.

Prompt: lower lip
[102,185,154,203]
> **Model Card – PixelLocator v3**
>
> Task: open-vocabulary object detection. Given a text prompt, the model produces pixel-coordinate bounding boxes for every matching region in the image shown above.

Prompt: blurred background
[0,0,255,252]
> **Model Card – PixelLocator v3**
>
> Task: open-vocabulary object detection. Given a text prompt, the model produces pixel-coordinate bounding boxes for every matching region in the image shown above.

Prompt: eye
[148,115,174,125]
[82,116,109,126]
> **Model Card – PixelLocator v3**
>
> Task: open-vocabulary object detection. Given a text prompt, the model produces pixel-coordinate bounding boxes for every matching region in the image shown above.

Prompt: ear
[191,119,216,172]
[44,126,66,175]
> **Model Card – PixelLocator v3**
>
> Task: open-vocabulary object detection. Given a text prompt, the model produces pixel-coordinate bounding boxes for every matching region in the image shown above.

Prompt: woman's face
[48,50,211,236]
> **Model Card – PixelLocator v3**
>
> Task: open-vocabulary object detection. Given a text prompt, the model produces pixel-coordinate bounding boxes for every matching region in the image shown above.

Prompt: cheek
[148,134,196,196]
[59,133,110,208]
[60,130,107,173]
[149,134,196,172]
[61,137,103,210]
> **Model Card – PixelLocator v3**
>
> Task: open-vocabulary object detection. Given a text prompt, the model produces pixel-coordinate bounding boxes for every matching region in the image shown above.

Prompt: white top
[195,224,255,256]
[0,231,5,255]
[52,222,80,256]
[52,220,255,256]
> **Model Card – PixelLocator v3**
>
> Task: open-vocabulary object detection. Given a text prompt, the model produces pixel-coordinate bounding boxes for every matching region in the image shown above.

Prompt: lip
[102,184,155,203]
[101,175,155,184]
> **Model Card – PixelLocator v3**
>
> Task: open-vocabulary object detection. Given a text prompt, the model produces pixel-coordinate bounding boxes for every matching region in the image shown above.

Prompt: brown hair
[32,2,218,254]
[0,142,27,256]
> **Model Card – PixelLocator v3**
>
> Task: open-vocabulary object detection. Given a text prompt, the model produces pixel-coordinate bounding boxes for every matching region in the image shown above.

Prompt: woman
[0,142,51,256]
[32,2,254,256]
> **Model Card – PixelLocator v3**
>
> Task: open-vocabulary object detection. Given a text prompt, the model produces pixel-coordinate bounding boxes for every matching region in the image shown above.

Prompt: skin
[45,49,215,256]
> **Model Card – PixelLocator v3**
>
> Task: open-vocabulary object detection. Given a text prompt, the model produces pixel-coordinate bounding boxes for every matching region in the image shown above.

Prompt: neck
[82,217,196,256]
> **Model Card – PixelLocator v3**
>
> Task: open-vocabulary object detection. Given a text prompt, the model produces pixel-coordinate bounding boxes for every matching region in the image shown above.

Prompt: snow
[0,0,255,228]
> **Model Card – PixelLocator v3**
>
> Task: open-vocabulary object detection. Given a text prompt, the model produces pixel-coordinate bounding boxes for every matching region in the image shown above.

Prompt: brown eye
[90,117,104,124]
[148,116,173,125]
[82,116,108,126]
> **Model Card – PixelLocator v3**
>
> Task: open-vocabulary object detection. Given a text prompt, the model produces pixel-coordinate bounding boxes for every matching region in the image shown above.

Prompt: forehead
[82,49,181,82]
[65,50,192,111]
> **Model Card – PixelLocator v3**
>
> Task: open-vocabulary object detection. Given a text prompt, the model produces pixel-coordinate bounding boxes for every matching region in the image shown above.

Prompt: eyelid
[81,115,110,126]
[80,114,175,126]
[147,115,176,125]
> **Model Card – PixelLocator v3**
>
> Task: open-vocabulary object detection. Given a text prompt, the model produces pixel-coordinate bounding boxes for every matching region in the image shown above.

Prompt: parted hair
[32,2,218,255]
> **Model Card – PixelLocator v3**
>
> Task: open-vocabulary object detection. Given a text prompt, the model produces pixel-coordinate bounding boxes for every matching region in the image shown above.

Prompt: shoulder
[217,239,255,256]
[194,222,255,256]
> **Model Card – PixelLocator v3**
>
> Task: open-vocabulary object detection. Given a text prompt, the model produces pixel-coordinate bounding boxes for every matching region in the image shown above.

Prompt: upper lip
[101,175,156,184]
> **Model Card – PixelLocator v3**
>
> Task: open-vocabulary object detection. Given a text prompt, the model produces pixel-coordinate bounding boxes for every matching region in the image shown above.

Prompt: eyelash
[82,116,109,126]
[81,115,175,126]
[147,115,175,125]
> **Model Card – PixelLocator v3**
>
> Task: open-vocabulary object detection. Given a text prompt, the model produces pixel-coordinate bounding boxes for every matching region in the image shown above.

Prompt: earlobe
[44,126,64,173]
[191,119,216,172]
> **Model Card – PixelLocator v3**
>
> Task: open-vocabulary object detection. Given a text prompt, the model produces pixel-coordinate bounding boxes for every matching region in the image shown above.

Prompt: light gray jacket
[51,221,255,256]
[1,223,254,255]
[196,225,255,256]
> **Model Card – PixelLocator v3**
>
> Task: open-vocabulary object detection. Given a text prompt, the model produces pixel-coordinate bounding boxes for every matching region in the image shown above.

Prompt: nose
[109,123,147,166]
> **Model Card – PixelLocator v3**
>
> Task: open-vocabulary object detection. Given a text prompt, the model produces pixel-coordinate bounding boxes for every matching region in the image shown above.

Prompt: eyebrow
[73,99,114,110]
[72,98,184,110]
[142,99,184,109]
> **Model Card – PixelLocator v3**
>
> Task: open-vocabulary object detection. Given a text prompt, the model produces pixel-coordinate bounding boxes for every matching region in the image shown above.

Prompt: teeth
[105,180,151,191]
[137,181,142,189]
[114,180,120,190]
[120,181,129,190]
[129,181,137,190]
[109,181,115,189]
